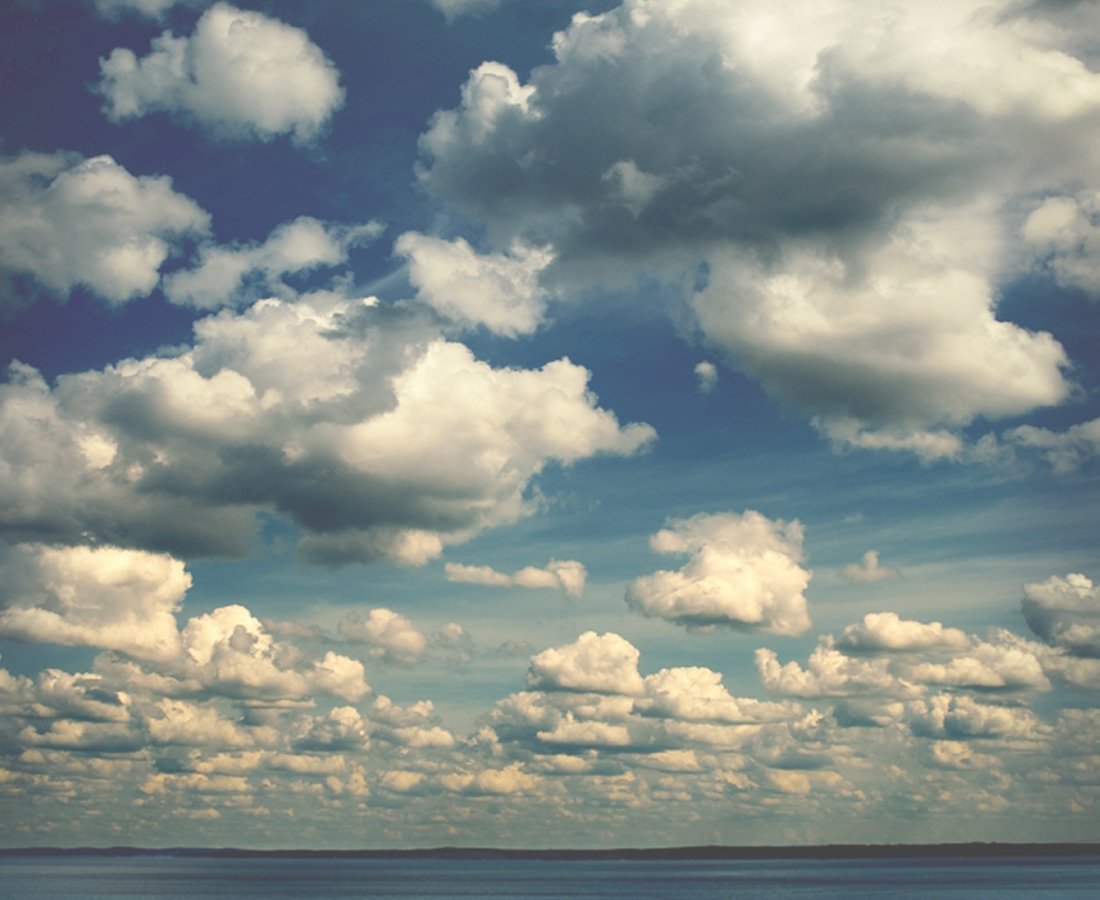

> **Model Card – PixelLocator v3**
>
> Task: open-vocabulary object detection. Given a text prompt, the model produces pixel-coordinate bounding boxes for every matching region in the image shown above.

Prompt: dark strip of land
[1,843,1098,860]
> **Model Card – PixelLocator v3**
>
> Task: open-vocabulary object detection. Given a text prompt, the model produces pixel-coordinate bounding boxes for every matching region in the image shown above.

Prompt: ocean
[0,855,1097,899]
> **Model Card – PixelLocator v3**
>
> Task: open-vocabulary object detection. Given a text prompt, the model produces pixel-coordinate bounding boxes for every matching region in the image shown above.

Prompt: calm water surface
[0,855,1096,899]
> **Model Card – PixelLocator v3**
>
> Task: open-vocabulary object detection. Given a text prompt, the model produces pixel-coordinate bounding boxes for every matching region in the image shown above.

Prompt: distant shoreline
[2,843,1098,861]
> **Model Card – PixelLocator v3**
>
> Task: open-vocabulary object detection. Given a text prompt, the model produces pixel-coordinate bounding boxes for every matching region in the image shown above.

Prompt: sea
[0,855,1098,899]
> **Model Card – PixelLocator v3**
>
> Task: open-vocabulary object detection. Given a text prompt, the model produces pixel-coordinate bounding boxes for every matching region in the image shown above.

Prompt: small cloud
[840,550,900,584]
[445,560,586,598]
[626,511,811,636]
[694,361,718,394]
[337,608,428,666]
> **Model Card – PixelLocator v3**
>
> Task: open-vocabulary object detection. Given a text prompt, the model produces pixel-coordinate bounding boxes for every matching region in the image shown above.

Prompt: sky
[0,0,1098,850]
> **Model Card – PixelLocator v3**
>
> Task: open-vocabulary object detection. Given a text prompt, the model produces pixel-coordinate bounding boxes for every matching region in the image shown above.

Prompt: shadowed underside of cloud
[0,292,653,565]
[416,0,1100,457]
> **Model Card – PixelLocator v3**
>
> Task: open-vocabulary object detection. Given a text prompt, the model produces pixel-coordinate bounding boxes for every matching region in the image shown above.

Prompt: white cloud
[338,608,428,666]
[837,612,968,653]
[395,233,552,336]
[839,551,900,585]
[693,361,718,394]
[0,544,188,663]
[415,0,1100,454]
[1022,191,1100,299]
[904,633,1052,692]
[1023,573,1100,658]
[908,694,1046,741]
[164,217,383,309]
[0,293,653,566]
[755,642,918,699]
[527,631,645,695]
[146,698,253,747]
[638,667,796,724]
[692,225,1070,457]
[98,3,345,143]
[0,152,208,307]
[625,511,811,635]
[444,559,586,598]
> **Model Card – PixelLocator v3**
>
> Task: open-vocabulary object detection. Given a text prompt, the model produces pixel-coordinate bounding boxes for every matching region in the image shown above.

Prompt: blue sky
[1,0,1098,849]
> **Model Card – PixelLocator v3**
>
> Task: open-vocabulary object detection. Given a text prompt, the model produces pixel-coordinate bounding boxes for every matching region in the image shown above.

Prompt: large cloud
[625,511,811,635]
[98,3,345,143]
[0,292,653,565]
[416,0,1099,453]
[0,152,208,308]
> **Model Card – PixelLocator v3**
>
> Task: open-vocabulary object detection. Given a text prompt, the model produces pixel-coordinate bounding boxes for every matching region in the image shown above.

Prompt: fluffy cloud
[98,3,345,143]
[1023,191,1100,299]
[0,152,208,307]
[755,643,915,699]
[527,631,645,695]
[164,217,383,309]
[444,559,586,598]
[637,667,795,724]
[838,612,968,653]
[338,608,428,666]
[1023,573,1100,658]
[416,0,1099,453]
[909,694,1046,742]
[625,511,811,635]
[182,604,370,701]
[395,233,552,336]
[839,551,900,585]
[0,544,188,662]
[0,293,652,565]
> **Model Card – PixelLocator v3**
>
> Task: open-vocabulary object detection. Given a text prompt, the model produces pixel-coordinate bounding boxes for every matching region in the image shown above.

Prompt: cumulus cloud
[527,631,645,695]
[444,559,586,598]
[0,152,208,307]
[1023,191,1100,299]
[909,694,1046,742]
[839,551,900,584]
[0,544,188,662]
[395,233,552,336]
[415,0,1100,454]
[164,217,383,309]
[0,292,652,565]
[637,667,795,724]
[338,608,428,666]
[98,3,345,143]
[755,642,916,699]
[1023,573,1100,658]
[838,612,968,653]
[625,511,811,635]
